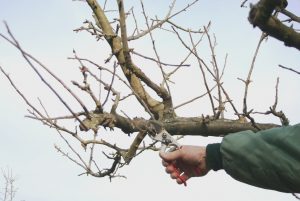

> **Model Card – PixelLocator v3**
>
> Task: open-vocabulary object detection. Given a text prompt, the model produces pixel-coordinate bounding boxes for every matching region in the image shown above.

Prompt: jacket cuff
[206,143,223,171]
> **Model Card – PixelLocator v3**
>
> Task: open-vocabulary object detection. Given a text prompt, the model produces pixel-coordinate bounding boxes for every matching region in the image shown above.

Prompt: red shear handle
[172,163,203,186]
[163,146,187,186]
[171,163,187,186]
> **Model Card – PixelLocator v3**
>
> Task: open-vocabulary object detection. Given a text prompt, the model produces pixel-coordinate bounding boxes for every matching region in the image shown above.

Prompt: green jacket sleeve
[221,123,300,193]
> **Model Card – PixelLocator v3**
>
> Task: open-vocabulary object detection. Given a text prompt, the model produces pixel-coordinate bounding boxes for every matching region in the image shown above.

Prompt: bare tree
[0,0,299,179]
[0,168,17,201]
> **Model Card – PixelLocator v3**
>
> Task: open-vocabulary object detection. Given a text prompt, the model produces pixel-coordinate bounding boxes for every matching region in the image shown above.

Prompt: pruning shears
[154,129,181,152]
[153,128,187,186]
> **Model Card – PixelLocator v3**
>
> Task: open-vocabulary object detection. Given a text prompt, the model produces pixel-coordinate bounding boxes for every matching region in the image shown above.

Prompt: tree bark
[248,0,300,50]
[80,112,279,137]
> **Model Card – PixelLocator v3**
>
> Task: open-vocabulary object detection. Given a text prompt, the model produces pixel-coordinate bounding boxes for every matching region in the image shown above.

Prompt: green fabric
[206,143,223,171]
[221,123,300,193]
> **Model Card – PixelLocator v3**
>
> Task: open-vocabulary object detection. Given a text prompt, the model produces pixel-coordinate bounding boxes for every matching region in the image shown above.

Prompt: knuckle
[170,172,178,179]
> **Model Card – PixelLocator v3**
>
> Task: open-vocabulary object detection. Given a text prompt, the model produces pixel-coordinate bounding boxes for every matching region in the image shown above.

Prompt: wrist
[205,143,223,171]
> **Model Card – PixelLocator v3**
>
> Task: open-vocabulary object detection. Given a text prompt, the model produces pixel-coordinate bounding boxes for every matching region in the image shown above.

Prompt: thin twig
[1,24,89,131]
[128,0,200,40]
[187,28,216,116]
[172,25,216,79]
[1,67,79,137]
[167,20,203,34]
[88,131,97,169]
[1,22,90,120]
[241,33,266,113]
[86,68,153,117]
[293,193,300,200]
[168,22,211,78]
[54,145,87,170]
[34,99,89,170]
[140,1,172,98]
[204,27,223,118]
[241,0,248,7]
[281,9,300,23]
[269,78,289,126]
[174,85,217,110]
[278,64,300,75]
[0,66,45,120]
[102,62,117,107]
[239,32,267,129]
[130,7,139,36]
[131,50,190,67]
[68,57,130,88]
[103,0,108,11]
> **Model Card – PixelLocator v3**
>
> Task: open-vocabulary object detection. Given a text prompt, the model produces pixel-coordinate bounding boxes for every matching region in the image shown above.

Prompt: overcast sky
[0,1,300,201]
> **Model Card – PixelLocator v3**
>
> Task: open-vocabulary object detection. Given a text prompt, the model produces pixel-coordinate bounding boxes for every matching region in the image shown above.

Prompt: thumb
[159,149,181,162]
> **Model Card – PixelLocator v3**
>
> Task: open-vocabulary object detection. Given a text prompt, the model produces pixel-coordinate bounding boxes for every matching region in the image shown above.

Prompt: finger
[170,168,183,179]
[176,173,190,185]
[162,160,169,167]
[170,172,178,179]
[159,149,181,162]
[165,164,177,174]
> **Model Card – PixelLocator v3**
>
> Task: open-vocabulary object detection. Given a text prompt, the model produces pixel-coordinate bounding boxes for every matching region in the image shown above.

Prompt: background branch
[248,0,300,50]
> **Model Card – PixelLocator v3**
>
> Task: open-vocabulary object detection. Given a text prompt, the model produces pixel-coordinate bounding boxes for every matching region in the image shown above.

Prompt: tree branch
[281,9,300,23]
[86,0,168,120]
[79,111,279,137]
[127,0,200,41]
[248,0,300,50]
[278,64,300,75]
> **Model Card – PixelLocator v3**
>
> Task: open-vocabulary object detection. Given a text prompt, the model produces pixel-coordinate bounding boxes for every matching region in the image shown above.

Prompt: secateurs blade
[153,129,187,186]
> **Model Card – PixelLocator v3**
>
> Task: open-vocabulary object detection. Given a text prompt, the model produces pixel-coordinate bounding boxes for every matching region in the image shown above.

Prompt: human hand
[159,145,210,185]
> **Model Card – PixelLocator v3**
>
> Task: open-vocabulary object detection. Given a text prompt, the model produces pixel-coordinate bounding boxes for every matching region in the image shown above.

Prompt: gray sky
[0,1,300,201]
